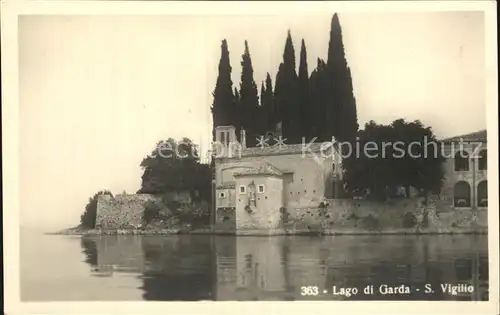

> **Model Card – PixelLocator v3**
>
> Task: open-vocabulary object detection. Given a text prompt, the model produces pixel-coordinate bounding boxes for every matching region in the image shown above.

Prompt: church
[211,124,342,233]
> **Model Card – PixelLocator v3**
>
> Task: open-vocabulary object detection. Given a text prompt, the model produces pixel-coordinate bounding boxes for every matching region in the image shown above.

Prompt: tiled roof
[233,161,283,177]
[216,182,235,189]
[238,141,338,158]
[441,129,487,143]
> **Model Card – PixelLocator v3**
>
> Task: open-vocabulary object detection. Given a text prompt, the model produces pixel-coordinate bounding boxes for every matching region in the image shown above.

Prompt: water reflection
[80,234,488,301]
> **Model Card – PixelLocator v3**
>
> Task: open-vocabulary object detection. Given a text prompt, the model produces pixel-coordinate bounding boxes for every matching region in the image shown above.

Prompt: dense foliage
[138,137,211,201]
[342,119,445,201]
[142,198,211,228]
[142,200,162,225]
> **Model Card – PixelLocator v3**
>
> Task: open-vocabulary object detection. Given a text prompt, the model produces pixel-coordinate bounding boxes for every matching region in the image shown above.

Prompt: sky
[18,11,486,230]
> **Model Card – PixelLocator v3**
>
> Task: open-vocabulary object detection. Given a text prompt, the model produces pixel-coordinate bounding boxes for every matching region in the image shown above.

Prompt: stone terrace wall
[96,194,161,229]
[214,207,236,232]
[282,197,488,234]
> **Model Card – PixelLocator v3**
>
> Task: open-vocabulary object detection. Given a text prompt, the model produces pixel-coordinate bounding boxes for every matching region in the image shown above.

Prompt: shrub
[80,190,113,229]
[166,200,182,213]
[402,212,418,228]
[175,202,211,228]
[142,200,161,224]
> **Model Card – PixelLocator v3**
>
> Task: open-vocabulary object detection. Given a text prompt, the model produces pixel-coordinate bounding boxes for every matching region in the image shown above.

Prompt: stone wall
[95,191,205,229]
[440,142,488,209]
[234,176,283,232]
[96,194,161,229]
[281,197,488,234]
[215,207,236,231]
[94,193,488,234]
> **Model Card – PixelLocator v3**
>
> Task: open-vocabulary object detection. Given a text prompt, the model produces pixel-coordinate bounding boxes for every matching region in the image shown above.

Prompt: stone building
[212,125,341,233]
[212,126,488,233]
[438,129,488,210]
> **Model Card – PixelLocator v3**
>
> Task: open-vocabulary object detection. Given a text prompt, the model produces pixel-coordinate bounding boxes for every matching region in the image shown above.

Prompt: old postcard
[2,1,498,314]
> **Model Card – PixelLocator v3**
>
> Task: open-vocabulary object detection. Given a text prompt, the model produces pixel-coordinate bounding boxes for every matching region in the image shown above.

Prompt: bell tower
[214,125,241,158]
[215,125,237,146]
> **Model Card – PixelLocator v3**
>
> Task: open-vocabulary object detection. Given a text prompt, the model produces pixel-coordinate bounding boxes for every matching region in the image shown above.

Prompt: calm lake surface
[21,230,489,301]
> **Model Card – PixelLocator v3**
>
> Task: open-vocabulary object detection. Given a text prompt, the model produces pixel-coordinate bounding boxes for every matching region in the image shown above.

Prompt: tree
[298,39,310,140]
[142,200,161,225]
[309,58,329,142]
[263,73,275,131]
[138,138,211,201]
[326,13,358,142]
[275,30,301,144]
[258,81,268,136]
[390,119,445,200]
[239,40,260,147]
[80,190,113,229]
[342,119,445,202]
[233,86,241,136]
[211,39,235,142]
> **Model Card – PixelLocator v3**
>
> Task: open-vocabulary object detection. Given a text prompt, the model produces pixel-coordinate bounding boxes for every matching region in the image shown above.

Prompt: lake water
[21,230,489,301]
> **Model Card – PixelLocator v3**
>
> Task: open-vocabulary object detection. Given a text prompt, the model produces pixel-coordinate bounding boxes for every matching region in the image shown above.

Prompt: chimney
[240,128,247,149]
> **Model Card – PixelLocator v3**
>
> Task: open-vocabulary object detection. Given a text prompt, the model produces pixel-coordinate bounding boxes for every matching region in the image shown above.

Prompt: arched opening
[454,151,469,171]
[477,181,487,207]
[478,149,487,170]
[454,181,471,207]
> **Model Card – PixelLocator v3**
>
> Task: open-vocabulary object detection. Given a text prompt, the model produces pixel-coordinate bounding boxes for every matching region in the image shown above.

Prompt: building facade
[438,130,488,210]
[212,125,342,232]
[212,126,488,232]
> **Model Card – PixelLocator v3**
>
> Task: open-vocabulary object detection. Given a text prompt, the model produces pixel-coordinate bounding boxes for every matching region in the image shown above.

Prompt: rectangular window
[220,132,226,146]
[218,192,226,198]
[239,185,246,194]
[258,184,265,193]
[283,173,294,184]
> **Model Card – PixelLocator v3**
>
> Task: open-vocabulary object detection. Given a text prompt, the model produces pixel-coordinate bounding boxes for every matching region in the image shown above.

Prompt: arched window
[478,149,487,171]
[454,151,469,171]
[454,181,471,207]
[477,181,487,207]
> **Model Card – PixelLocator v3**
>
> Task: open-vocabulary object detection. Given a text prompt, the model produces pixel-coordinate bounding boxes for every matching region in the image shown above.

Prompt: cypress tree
[239,40,260,147]
[326,13,358,142]
[260,82,265,107]
[263,73,275,132]
[257,73,277,136]
[298,39,310,141]
[274,30,300,144]
[309,58,329,142]
[326,13,359,196]
[274,63,285,129]
[211,39,235,141]
[258,82,268,136]
[233,86,241,136]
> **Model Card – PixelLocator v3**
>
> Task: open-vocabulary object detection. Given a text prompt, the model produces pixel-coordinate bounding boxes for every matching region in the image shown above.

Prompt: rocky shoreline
[49,226,488,236]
